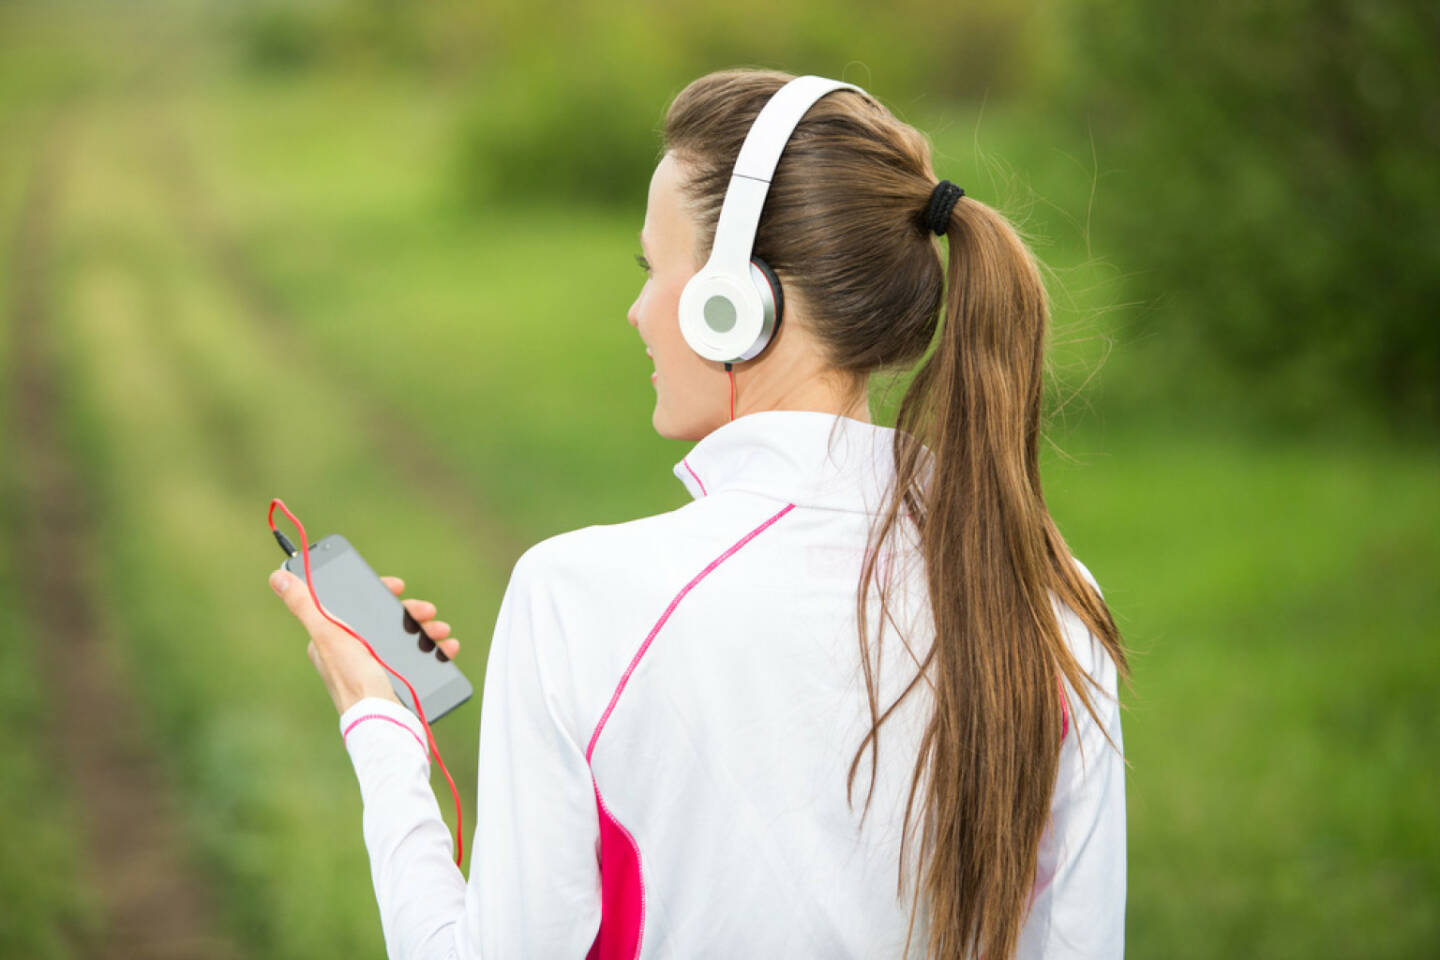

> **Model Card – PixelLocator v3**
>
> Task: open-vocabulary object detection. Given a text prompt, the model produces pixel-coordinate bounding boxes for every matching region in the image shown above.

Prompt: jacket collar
[672,409,910,514]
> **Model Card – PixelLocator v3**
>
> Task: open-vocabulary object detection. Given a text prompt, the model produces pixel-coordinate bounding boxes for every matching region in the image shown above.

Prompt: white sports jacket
[337,409,1126,959]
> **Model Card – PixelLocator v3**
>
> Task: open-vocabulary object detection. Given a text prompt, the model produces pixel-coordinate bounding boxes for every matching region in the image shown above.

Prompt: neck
[730,361,871,423]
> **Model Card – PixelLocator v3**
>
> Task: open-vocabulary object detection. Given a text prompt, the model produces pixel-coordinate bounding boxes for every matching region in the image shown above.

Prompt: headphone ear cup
[679,260,784,364]
[750,255,784,335]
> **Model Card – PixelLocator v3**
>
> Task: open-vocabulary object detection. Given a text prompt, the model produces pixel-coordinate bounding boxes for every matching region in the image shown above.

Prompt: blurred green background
[2,0,1435,957]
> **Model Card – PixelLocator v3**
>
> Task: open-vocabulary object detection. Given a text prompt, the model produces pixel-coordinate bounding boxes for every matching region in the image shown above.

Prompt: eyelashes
[635,252,652,274]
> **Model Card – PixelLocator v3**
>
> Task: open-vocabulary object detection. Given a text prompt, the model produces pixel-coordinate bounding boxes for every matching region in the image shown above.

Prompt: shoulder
[510,499,711,590]
[511,491,793,590]
[499,496,766,656]
[495,497,772,738]
[1071,555,1103,598]
[1053,555,1120,708]
[1049,555,1126,812]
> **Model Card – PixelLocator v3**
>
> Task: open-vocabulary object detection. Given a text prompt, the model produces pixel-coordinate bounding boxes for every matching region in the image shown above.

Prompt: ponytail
[852,193,1128,960]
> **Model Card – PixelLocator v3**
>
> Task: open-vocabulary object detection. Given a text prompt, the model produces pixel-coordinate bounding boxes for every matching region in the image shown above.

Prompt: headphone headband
[678,74,870,364]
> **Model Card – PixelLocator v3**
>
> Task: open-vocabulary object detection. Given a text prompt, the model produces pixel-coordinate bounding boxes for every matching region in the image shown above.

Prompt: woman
[270,67,1129,960]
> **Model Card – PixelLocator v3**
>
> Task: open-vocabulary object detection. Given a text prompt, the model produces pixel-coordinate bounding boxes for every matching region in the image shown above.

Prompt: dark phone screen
[284,535,473,721]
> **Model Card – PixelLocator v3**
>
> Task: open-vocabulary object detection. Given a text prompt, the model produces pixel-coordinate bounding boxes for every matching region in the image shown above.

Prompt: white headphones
[677,74,870,365]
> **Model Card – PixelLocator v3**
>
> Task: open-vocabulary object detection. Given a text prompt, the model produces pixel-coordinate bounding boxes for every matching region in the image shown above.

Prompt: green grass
[48,101,504,959]
[1040,426,1440,956]
[0,57,99,958]
[0,478,96,960]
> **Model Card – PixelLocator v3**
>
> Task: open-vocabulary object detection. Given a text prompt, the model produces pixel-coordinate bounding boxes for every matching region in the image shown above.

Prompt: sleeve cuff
[338,696,430,760]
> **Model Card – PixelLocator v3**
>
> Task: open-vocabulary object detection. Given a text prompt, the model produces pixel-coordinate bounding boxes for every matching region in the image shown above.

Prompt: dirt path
[6,114,243,960]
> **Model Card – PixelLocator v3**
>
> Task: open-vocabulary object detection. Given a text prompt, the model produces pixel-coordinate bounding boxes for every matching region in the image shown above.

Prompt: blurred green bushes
[224,0,430,75]
[1057,0,1440,433]
[451,65,668,214]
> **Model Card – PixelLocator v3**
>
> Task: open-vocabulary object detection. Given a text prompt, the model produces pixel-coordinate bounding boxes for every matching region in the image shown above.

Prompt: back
[337,409,1125,959]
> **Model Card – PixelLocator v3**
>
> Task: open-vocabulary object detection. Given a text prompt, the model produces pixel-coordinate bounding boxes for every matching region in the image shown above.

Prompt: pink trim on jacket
[585,502,797,762]
[1059,676,1071,742]
[342,713,427,756]
[584,501,797,960]
[681,458,708,496]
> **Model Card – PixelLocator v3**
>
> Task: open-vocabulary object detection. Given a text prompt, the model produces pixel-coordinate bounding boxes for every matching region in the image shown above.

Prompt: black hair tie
[922,179,964,235]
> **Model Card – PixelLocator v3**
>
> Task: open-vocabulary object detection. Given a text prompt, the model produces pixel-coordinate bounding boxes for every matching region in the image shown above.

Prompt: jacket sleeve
[337,546,602,958]
[1015,621,1127,960]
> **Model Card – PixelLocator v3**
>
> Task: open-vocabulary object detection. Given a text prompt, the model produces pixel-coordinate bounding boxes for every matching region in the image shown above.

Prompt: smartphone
[284,533,474,722]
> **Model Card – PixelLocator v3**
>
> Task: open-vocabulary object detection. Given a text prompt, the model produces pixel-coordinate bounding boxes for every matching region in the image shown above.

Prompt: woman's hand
[269,569,462,716]
[384,575,462,663]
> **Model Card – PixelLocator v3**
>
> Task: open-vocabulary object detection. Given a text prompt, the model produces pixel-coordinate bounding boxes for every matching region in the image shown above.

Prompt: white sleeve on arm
[1016,631,1128,959]
[337,547,602,959]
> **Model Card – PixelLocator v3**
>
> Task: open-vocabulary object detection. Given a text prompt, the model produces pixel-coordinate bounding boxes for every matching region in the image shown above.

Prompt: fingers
[277,571,456,664]
[415,618,451,655]
[414,618,460,661]
[402,597,437,622]
[427,634,458,662]
[416,618,444,651]
[373,585,461,662]
[395,601,459,660]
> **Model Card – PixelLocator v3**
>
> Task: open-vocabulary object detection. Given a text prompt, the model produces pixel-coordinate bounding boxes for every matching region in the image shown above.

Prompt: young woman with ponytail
[281,67,1128,960]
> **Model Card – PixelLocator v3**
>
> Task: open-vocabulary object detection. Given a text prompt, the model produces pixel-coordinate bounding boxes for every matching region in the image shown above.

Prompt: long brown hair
[661,68,1129,960]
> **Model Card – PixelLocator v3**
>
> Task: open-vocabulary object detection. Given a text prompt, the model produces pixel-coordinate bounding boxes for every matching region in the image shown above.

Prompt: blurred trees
[223,0,1060,213]
[444,0,1056,214]
[1057,0,1440,431]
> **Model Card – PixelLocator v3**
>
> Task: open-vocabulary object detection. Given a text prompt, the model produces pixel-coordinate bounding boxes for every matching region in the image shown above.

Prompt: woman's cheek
[651,362,691,439]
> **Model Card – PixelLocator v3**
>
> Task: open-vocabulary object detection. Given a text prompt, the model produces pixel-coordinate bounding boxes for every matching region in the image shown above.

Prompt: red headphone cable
[725,361,736,421]
[268,498,465,868]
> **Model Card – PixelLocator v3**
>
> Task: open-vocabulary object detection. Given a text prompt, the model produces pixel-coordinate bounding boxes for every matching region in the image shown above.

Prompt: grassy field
[0,92,100,960]
[2,7,1437,958]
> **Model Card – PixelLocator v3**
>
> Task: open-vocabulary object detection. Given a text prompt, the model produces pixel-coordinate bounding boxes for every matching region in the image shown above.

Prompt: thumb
[271,569,331,634]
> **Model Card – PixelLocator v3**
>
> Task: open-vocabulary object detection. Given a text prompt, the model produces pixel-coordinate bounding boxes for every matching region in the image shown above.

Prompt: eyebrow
[637,229,647,253]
